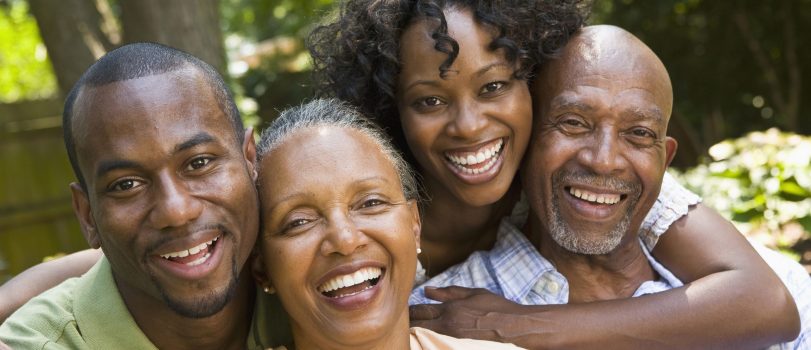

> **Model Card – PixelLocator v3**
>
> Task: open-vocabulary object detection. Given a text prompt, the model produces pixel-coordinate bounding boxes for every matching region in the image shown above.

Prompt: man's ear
[664,136,678,168]
[70,182,101,249]
[242,127,258,181]
[251,249,275,294]
[408,200,421,253]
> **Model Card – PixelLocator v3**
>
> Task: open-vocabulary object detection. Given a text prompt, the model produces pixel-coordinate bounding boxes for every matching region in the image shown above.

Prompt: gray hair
[256,98,420,201]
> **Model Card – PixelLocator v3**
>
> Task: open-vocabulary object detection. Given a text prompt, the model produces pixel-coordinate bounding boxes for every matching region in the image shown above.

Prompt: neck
[418,177,520,276]
[526,213,656,303]
[292,309,412,350]
[117,269,256,350]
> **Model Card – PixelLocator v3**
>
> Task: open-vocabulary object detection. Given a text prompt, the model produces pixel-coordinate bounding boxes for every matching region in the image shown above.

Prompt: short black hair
[63,42,244,190]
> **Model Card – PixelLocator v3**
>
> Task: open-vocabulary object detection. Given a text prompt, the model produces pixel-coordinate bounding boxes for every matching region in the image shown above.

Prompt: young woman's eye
[480,81,506,94]
[419,96,443,107]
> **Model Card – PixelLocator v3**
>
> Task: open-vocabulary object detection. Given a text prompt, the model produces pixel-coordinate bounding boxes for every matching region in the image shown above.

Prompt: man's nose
[149,173,203,229]
[577,128,628,176]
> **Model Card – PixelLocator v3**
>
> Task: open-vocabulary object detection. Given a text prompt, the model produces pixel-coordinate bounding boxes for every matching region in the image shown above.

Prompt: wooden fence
[0,99,87,283]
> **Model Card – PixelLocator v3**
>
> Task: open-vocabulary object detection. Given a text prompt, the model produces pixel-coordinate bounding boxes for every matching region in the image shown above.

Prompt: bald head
[534,25,673,124]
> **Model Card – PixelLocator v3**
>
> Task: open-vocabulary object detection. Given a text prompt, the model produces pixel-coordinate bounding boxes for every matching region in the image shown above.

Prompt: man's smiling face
[524,26,677,255]
[70,68,259,318]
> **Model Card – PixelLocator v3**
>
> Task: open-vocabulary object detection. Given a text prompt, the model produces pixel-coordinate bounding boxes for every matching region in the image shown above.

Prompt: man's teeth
[318,267,382,293]
[445,139,503,174]
[160,236,218,259]
[569,187,621,205]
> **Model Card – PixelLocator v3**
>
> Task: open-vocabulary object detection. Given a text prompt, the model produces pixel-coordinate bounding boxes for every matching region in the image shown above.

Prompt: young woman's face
[256,127,420,349]
[396,7,532,207]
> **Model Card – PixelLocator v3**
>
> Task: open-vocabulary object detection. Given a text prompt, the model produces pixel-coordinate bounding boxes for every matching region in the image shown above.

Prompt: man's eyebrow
[625,106,664,123]
[175,132,216,153]
[96,159,141,178]
[549,96,593,112]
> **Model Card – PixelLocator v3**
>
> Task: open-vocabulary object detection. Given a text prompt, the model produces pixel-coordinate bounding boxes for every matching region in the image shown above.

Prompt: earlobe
[664,136,678,167]
[251,250,274,294]
[70,182,101,249]
[408,200,421,252]
[242,127,258,181]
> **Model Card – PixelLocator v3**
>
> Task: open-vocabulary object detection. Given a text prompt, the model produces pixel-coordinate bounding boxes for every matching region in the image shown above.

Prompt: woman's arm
[0,249,102,323]
[650,202,799,340]
[411,204,800,349]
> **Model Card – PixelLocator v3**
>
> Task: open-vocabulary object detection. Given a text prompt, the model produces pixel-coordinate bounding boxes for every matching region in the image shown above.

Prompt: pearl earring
[417,248,422,254]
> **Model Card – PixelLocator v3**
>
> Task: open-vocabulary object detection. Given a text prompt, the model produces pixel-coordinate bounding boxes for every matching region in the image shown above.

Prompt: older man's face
[523,34,677,255]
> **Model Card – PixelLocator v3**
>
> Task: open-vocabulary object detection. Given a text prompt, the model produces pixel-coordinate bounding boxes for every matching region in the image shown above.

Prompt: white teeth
[568,187,621,205]
[318,267,382,294]
[445,139,504,174]
[160,236,218,260]
[186,253,211,267]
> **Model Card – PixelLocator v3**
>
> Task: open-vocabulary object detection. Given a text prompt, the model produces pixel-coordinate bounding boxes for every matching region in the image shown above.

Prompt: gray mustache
[552,169,641,194]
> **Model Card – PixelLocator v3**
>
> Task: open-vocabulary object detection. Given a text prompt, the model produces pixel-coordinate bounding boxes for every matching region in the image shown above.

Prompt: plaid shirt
[409,172,811,349]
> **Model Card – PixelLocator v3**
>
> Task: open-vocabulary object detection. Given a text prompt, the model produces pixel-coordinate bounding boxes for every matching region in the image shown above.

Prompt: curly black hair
[308,0,589,162]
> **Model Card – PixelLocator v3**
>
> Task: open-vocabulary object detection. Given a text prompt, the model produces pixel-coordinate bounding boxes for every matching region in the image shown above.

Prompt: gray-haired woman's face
[255,126,421,348]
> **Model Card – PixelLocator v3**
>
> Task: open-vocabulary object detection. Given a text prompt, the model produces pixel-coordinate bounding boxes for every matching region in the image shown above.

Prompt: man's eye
[560,118,586,128]
[631,128,656,138]
[110,179,142,192]
[288,218,310,228]
[188,157,211,170]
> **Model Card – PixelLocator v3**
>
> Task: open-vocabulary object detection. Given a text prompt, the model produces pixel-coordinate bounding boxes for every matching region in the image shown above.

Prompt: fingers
[409,303,443,321]
[423,285,486,302]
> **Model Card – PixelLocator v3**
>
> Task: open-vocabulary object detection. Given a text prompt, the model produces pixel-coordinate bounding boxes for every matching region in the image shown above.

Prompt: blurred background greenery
[1,0,809,283]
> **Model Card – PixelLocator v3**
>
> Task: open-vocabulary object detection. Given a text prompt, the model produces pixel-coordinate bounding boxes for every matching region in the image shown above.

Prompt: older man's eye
[625,127,658,146]
[631,128,656,138]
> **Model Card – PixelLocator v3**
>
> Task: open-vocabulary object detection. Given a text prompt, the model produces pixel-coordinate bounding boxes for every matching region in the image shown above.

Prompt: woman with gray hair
[251,98,523,349]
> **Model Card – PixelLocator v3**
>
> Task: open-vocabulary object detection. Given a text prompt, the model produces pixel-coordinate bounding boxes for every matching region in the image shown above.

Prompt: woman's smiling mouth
[443,138,506,183]
[318,267,383,298]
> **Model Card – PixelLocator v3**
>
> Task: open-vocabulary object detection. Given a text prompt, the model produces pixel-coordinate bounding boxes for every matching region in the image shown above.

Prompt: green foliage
[0,0,57,102]
[674,129,811,248]
[220,0,333,124]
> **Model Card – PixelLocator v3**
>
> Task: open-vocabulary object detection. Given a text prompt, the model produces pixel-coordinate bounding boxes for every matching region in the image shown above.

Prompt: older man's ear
[665,136,678,168]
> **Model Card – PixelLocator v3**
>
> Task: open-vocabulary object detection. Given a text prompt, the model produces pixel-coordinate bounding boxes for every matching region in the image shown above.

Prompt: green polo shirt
[0,257,290,349]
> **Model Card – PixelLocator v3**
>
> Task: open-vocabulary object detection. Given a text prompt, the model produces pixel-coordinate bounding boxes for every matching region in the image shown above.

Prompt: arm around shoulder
[0,248,102,323]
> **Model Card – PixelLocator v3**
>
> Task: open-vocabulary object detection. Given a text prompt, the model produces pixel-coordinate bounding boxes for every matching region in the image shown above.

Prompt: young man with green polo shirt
[0,43,287,350]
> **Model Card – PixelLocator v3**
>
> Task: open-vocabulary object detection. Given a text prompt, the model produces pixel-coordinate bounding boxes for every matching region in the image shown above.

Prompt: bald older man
[410,25,811,349]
